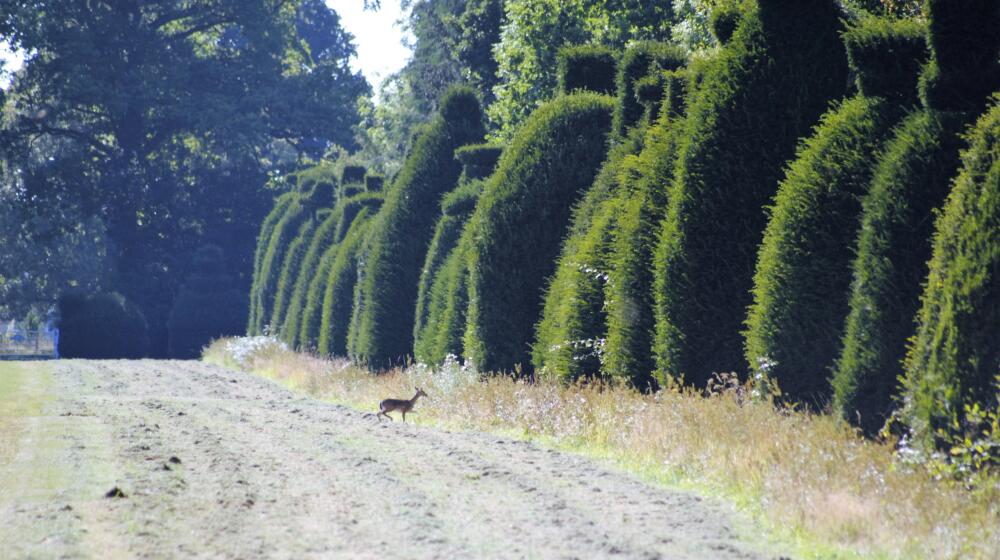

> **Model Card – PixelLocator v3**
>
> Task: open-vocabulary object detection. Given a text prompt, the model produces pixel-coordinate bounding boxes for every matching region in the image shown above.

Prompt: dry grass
[204,337,1000,560]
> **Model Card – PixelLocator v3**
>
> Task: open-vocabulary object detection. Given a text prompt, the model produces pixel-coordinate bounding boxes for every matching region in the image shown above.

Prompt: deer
[377,387,427,422]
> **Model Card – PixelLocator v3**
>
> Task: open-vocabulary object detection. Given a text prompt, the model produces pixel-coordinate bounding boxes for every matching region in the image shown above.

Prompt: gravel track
[0,360,787,559]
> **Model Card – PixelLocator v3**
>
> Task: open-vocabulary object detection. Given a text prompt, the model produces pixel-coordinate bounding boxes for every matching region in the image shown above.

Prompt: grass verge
[204,337,1000,560]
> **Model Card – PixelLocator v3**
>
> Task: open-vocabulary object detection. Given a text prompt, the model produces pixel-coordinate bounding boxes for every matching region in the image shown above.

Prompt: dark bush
[743,96,904,407]
[413,179,485,364]
[613,42,686,138]
[465,92,614,374]
[167,245,247,359]
[296,193,384,351]
[833,110,972,434]
[351,85,486,368]
[919,0,1000,112]
[247,192,295,335]
[58,292,149,359]
[341,165,367,185]
[455,144,503,181]
[340,184,365,199]
[602,71,689,388]
[710,2,743,45]
[901,100,1000,451]
[318,210,377,357]
[843,16,927,103]
[557,45,617,96]
[653,0,847,388]
[364,174,384,192]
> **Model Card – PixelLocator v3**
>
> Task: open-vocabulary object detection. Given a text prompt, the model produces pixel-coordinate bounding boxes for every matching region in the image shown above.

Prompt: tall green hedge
[318,210,377,357]
[58,292,150,359]
[167,245,246,359]
[843,16,927,103]
[901,99,1000,450]
[455,144,503,182]
[743,97,905,407]
[557,45,617,96]
[832,110,970,433]
[918,0,1000,113]
[413,179,486,364]
[247,192,295,335]
[296,192,384,351]
[602,71,689,388]
[423,239,472,364]
[351,86,486,369]
[282,209,337,349]
[612,42,686,139]
[465,92,614,374]
[269,217,317,337]
[652,0,847,388]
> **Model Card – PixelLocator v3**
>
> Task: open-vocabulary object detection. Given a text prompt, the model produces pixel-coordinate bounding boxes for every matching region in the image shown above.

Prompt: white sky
[1,2,412,93]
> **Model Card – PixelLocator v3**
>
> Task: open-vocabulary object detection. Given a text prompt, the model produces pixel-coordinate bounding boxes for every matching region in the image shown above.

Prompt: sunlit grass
[204,337,1000,560]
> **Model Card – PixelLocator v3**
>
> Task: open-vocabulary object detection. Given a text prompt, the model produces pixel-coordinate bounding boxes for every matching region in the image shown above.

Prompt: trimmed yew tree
[465,92,614,374]
[247,192,295,335]
[351,86,486,369]
[557,45,617,96]
[317,209,377,357]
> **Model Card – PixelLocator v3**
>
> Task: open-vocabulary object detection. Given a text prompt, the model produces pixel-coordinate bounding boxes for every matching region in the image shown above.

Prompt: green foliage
[709,2,743,44]
[833,110,970,434]
[602,71,690,387]
[167,245,246,359]
[744,97,903,407]
[557,45,618,96]
[466,92,614,374]
[248,194,299,335]
[282,210,339,349]
[318,211,376,357]
[653,0,848,388]
[455,144,503,181]
[269,217,317,337]
[351,86,486,368]
[364,174,385,192]
[843,16,927,103]
[421,241,472,364]
[918,0,1000,112]
[295,192,384,351]
[902,100,1000,451]
[58,292,149,359]
[612,42,686,138]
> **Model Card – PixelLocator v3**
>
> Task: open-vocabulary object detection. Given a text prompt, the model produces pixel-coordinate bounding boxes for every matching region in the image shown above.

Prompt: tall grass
[204,337,1000,560]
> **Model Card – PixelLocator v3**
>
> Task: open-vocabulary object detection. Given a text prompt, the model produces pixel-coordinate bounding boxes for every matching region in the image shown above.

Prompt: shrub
[557,45,617,96]
[454,144,503,181]
[843,16,927,103]
[281,209,336,349]
[341,165,367,185]
[612,42,686,138]
[269,217,317,337]
[58,292,149,359]
[364,174,384,192]
[743,97,905,407]
[167,245,246,359]
[602,71,689,388]
[420,236,473,366]
[247,192,295,335]
[351,85,486,369]
[709,2,743,45]
[901,99,1000,451]
[413,179,486,364]
[465,92,614,374]
[918,0,1000,112]
[653,0,847,388]
[295,193,384,351]
[833,110,971,434]
[318,210,377,357]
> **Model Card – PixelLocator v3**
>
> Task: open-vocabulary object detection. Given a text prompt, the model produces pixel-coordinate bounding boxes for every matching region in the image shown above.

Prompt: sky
[1,1,412,92]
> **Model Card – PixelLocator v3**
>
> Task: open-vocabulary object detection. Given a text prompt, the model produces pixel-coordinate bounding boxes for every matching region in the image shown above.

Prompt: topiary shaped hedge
[465,91,614,374]
[167,245,247,359]
[58,292,150,359]
[281,209,337,349]
[653,0,848,388]
[901,99,1000,451]
[350,85,486,369]
[612,42,687,139]
[269,217,317,338]
[918,0,1000,113]
[832,110,970,434]
[413,179,486,364]
[318,209,377,357]
[557,45,617,96]
[248,192,295,335]
[295,192,384,351]
[423,239,472,365]
[709,2,744,45]
[602,71,690,388]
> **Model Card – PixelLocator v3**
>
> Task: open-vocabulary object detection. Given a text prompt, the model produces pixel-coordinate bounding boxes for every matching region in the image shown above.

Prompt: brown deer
[377,387,427,422]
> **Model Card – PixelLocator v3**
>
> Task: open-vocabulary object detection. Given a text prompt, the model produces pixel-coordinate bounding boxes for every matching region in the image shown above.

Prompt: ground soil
[0,360,789,559]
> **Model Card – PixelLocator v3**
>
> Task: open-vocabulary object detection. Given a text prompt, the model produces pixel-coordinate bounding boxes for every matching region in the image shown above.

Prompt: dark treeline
[4,0,999,461]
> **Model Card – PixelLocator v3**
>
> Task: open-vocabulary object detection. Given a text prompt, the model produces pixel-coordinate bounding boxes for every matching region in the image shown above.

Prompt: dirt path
[1,360,788,559]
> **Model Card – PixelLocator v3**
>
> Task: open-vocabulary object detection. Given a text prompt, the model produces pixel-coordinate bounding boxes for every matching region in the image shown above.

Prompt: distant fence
[0,329,59,360]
